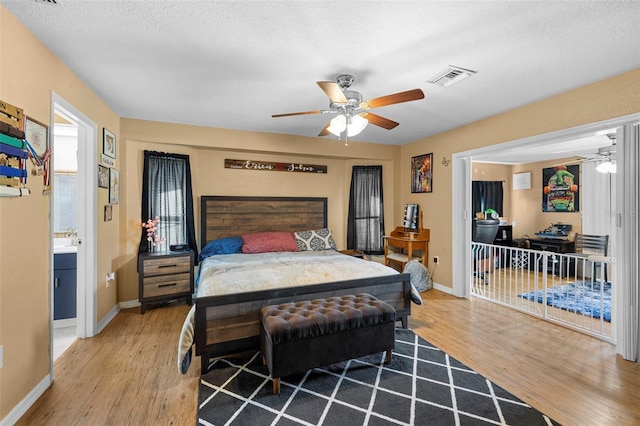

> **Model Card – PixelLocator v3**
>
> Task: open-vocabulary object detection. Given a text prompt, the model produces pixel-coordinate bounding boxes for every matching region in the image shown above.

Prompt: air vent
[35,0,58,4]
[427,66,477,87]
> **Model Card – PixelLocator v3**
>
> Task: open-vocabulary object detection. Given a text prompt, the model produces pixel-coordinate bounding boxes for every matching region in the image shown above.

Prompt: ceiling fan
[560,134,617,173]
[272,74,424,144]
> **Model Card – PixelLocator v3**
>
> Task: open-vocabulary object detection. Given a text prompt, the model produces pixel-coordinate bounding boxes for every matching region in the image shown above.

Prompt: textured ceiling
[3,0,639,158]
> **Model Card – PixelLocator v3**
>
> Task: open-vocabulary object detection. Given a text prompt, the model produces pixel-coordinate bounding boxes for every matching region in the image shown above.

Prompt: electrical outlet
[106,272,115,287]
[0,345,3,368]
[433,256,439,264]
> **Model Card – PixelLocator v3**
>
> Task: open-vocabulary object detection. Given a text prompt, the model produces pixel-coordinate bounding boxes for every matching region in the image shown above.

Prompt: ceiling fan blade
[551,158,584,167]
[362,112,399,130]
[318,122,332,137]
[360,88,425,110]
[317,81,348,103]
[272,110,323,118]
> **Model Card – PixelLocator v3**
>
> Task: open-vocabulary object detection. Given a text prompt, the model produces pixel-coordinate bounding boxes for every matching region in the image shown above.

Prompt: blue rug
[518,281,611,322]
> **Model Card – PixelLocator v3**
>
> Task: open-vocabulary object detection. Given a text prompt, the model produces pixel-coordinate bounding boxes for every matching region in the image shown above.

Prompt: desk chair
[472,219,500,284]
[574,233,609,281]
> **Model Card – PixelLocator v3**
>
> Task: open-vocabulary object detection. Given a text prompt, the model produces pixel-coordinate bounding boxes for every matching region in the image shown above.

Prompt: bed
[188,196,412,373]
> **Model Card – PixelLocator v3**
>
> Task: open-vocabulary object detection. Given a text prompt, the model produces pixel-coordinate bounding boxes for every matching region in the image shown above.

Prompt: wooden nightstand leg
[385,350,393,364]
[272,377,280,395]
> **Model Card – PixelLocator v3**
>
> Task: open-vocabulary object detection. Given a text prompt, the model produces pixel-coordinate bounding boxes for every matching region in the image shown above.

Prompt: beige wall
[509,158,583,239]
[118,119,400,302]
[0,6,120,419]
[471,163,512,219]
[471,160,582,239]
[401,69,640,289]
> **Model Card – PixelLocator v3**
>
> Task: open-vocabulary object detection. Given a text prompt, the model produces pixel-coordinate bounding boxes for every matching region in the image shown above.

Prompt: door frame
[451,112,640,344]
[50,93,98,377]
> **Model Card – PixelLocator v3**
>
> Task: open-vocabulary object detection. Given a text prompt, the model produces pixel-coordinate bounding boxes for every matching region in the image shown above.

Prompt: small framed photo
[98,165,109,188]
[109,168,120,204]
[25,116,49,159]
[411,153,433,193]
[103,128,116,159]
[104,204,113,222]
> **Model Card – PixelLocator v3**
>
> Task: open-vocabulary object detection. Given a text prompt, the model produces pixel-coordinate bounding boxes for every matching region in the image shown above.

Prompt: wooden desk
[529,238,575,276]
[384,227,430,269]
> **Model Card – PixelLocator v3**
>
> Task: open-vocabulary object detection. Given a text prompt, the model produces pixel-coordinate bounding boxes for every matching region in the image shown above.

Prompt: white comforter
[179,250,398,373]
[196,249,398,297]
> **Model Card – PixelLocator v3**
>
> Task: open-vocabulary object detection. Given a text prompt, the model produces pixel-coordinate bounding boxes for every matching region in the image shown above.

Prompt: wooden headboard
[200,196,328,245]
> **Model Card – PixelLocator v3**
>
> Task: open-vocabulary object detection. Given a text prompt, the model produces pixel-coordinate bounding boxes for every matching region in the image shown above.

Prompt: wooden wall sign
[225,159,327,174]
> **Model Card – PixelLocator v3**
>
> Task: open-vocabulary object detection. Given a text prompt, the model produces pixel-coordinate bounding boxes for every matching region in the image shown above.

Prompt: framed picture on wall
[411,153,433,193]
[542,164,579,212]
[103,128,116,159]
[109,168,120,204]
[25,116,49,159]
[98,165,109,188]
[104,204,113,222]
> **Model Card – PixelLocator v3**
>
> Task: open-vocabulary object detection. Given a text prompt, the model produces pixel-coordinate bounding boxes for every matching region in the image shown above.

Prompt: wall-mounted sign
[224,159,327,174]
[512,172,531,190]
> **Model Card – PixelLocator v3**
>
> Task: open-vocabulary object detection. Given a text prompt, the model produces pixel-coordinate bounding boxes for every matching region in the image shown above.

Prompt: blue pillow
[198,236,243,261]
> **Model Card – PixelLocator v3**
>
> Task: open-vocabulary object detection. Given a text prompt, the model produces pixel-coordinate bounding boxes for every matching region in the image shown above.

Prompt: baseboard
[97,304,120,334]
[432,281,452,294]
[0,374,50,426]
[119,299,141,310]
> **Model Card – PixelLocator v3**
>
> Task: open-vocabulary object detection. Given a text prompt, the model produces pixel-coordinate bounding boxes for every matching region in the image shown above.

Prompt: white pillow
[294,228,337,251]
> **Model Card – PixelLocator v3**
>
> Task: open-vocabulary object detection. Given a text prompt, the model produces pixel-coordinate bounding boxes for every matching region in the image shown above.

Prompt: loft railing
[471,243,614,342]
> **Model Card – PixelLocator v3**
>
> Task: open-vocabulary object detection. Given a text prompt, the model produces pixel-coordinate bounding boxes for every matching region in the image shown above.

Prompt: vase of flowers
[142,216,165,252]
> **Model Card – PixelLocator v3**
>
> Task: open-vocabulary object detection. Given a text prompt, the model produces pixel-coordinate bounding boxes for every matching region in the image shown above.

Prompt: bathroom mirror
[402,204,419,230]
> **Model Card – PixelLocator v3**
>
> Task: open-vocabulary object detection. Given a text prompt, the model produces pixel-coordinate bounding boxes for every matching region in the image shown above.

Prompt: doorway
[451,113,639,351]
[52,118,79,360]
[50,93,98,376]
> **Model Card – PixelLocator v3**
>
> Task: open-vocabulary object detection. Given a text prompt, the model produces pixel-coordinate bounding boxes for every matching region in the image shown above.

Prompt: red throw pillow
[241,232,298,254]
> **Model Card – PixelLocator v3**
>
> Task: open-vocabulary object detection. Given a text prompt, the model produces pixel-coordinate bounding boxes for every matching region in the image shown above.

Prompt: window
[347,165,385,254]
[472,181,503,217]
[138,151,198,259]
[52,124,78,233]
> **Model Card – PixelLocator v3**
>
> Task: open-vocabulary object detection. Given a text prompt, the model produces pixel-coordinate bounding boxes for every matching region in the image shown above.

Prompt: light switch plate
[0,345,3,368]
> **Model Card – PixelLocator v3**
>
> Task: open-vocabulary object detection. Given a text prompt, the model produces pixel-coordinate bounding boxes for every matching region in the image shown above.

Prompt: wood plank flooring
[16,291,640,425]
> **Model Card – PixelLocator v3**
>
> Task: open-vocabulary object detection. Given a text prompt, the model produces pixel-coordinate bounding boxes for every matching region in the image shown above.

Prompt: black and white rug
[198,329,557,425]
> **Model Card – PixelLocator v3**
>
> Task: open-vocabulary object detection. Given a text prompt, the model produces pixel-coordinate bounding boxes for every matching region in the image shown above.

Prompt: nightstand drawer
[138,250,195,313]
[143,273,191,297]
[142,256,191,276]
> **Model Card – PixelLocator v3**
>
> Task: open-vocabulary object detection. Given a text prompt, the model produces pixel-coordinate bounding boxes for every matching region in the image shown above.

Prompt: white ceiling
[3,0,639,162]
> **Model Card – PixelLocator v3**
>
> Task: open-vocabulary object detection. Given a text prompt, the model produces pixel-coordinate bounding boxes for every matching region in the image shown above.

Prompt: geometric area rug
[198,328,558,425]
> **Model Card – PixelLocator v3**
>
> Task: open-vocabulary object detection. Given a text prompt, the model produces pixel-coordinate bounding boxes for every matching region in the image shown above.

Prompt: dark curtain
[138,151,198,261]
[472,181,504,217]
[347,166,385,255]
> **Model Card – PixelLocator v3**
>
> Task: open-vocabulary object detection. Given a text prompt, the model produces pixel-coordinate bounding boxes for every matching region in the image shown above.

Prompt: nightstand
[138,251,194,314]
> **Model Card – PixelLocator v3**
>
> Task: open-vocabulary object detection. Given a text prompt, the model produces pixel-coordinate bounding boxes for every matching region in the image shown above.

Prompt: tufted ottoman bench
[259,293,396,395]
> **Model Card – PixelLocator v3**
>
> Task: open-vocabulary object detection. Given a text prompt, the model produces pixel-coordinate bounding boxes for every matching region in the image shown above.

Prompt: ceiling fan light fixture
[327,114,368,137]
[347,115,368,137]
[327,114,347,136]
[427,65,477,87]
[596,160,616,174]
